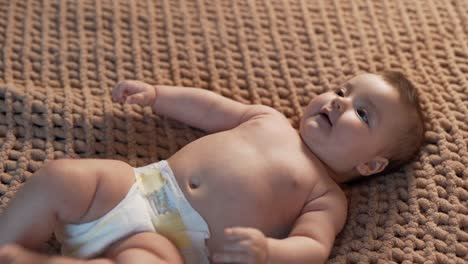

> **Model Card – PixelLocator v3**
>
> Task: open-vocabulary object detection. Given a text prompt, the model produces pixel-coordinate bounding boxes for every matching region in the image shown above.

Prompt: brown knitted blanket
[0,0,466,263]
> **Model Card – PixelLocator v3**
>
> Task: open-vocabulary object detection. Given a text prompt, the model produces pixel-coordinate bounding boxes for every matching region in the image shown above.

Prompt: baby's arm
[213,188,347,264]
[113,80,277,132]
[267,189,348,264]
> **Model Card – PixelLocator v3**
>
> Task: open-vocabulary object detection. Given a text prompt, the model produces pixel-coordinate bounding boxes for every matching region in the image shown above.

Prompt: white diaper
[55,160,210,264]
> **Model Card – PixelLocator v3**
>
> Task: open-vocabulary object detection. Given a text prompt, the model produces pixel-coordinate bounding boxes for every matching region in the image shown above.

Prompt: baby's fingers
[224,227,255,240]
[212,252,250,263]
[112,82,130,102]
[223,240,251,252]
[113,80,141,100]
[126,93,147,105]
[111,86,122,102]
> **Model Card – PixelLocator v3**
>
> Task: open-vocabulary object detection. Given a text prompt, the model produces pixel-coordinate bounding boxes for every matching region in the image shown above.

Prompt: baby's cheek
[338,112,362,130]
[303,100,318,114]
[335,119,366,144]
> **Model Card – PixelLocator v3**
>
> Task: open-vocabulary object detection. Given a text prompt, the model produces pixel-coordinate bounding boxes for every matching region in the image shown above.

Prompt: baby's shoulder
[302,166,347,210]
[238,107,296,137]
[315,171,346,199]
[242,105,290,124]
[301,177,348,227]
[289,171,348,239]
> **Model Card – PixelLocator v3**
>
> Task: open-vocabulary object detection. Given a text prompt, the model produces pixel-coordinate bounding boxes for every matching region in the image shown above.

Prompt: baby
[0,71,424,263]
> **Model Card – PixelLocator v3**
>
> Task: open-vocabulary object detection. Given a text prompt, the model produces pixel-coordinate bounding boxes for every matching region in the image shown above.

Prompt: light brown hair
[379,70,425,174]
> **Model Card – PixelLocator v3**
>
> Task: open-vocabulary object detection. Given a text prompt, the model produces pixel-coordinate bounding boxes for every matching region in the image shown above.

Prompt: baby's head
[300,71,425,183]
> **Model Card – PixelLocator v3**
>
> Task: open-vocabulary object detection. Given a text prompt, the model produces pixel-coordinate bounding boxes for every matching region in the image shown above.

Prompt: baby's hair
[378,70,425,174]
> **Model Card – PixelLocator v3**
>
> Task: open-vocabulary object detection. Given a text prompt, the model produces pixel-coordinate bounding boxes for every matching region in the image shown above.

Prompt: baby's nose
[331,97,344,112]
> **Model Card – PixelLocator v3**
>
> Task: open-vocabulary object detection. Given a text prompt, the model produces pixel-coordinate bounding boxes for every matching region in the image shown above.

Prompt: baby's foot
[0,244,48,264]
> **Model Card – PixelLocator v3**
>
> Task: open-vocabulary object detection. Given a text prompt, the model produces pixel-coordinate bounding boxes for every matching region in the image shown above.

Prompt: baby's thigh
[41,159,136,224]
[71,159,136,223]
[104,232,184,264]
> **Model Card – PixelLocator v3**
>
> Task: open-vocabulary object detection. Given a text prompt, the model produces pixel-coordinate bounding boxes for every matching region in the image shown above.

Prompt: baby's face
[300,73,411,180]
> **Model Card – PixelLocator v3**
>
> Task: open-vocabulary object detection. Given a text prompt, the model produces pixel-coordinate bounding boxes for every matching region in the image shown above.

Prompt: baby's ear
[356,157,389,176]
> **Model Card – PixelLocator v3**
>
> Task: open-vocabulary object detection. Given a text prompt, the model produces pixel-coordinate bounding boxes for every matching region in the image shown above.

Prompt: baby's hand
[213,227,268,264]
[112,80,156,107]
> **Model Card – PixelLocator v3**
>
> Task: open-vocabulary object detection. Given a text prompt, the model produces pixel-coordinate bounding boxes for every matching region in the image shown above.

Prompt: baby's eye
[335,88,345,97]
[357,108,369,124]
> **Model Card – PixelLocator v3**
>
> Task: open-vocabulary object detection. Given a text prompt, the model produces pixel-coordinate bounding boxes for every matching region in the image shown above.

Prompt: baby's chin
[297,124,314,148]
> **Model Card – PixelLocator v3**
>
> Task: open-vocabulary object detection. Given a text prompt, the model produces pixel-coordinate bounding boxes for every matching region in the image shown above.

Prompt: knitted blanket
[0,0,466,263]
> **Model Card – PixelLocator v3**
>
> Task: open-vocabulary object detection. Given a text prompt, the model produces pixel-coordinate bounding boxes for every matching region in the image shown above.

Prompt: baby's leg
[0,159,135,250]
[0,232,183,264]
[0,244,112,263]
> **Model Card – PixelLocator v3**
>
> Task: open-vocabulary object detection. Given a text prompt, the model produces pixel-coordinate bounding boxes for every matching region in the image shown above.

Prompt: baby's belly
[167,156,306,253]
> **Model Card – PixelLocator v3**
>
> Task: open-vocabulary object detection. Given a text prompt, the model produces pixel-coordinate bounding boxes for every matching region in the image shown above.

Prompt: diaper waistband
[134,160,210,263]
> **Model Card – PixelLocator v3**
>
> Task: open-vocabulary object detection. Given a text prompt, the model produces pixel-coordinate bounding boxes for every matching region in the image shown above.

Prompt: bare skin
[0,159,183,264]
[0,73,412,263]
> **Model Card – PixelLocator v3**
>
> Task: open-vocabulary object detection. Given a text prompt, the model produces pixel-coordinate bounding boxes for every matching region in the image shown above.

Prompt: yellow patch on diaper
[152,212,191,249]
[136,168,166,196]
[136,167,192,250]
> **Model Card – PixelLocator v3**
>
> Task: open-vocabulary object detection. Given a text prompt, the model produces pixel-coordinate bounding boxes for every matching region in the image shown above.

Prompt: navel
[189,176,201,189]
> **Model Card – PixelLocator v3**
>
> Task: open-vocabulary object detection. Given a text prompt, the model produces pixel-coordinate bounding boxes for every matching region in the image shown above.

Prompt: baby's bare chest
[170,130,310,199]
[169,123,310,195]
[167,125,325,242]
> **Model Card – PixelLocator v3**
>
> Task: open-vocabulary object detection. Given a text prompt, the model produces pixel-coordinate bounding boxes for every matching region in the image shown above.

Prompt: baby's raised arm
[112,80,276,133]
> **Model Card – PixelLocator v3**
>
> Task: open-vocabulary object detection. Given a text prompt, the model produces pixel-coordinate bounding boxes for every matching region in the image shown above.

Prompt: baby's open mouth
[319,112,332,126]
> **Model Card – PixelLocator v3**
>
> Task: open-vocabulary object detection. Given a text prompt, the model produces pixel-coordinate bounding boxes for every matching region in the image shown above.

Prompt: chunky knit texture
[0,0,467,263]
